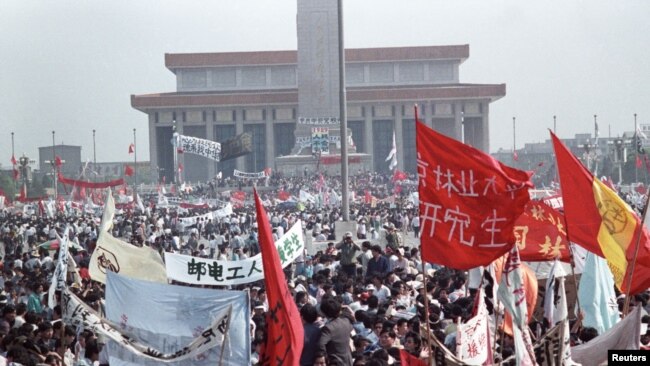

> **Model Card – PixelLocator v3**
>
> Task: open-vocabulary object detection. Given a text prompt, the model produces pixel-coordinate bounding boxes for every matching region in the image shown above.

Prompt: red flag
[124,165,134,177]
[128,143,135,154]
[513,151,519,161]
[254,190,303,365]
[551,131,650,294]
[19,183,27,202]
[177,147,184,154]
[10,155,16,166]
[277,190,291,201]
[12,168,19,181]
[637,155,643,168]
[55,155,62,168]
[399,349,427,366]
[392,169,408,182]
[515,200,571,262]
[364,190,372,204]
[415,106,532,269]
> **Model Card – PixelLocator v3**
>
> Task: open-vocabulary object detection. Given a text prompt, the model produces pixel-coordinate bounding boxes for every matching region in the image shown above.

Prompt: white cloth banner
[497,246,536,365]
[62,289,232,364]
[105,272,250,366]
[456,289,490,365]
[178,203,233,227]
[48,227,70,309]
[233,169,266,179]
[90,231,167,284]
[176,134,221,161]
[165,221,304,286]
[571,305,642,365]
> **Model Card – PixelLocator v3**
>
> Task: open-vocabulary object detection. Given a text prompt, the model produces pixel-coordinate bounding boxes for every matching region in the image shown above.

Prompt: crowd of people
[0,171,648,365]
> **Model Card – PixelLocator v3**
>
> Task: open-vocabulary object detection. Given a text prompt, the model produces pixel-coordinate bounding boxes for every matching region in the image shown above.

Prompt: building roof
[164,45,470,71]
[131,83,505,111]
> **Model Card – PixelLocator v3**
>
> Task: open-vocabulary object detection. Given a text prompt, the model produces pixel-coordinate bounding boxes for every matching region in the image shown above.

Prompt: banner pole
[218,306,233,366]
[419,259,434,366]
[623,191,650,315]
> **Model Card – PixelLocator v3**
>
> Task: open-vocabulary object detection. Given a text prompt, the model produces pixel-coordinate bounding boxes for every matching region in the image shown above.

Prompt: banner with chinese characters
[415,110,532,270]
[456,289,490,364]
[164,221,304,286]
[514,199,571,262]
[233,169,267,179]
[311,127,330,154]
[62,289,232,364]
[176,134,221,161]
[105,272,250,366]
[178,204,233,228]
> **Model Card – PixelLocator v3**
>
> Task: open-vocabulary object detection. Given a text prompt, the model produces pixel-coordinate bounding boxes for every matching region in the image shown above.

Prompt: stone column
[395,104,404,170]
[481,101,490,153]
[148,114,157,176]
[454,101,464,142]
[265,108,275,170]
[235,109,244,171]
[176,112,185,183]
[364,108,373,171]
[206,118,215,179]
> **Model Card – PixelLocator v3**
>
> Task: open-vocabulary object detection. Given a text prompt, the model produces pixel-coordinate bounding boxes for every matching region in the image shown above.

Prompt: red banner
[416,107,532,270]
[399,350,427,366]
[58,173,125,189]
[319,155,361,165]
[231,191,246,208]
[254,190,304,365]
[515,200,570,262]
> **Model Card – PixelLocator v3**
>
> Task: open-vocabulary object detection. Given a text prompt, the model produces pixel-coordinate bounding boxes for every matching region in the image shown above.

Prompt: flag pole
[217,306,233,366]
[622,189,650,315]
[415,103,434,366]
[133,128,137,192]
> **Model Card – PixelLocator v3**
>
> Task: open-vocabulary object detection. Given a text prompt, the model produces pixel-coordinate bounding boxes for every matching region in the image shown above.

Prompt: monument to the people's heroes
[275,0,371,176]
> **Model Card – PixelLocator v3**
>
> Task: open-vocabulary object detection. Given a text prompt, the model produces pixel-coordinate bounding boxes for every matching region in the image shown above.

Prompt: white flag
[385,130,397,170]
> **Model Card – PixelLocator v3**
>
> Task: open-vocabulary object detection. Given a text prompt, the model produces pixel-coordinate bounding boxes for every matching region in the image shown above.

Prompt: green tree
[0,174,17,199]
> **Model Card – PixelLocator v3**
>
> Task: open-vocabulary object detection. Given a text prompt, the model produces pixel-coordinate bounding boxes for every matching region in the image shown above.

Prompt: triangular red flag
[415,106,532,269]
[124,165,134,177]
[254,189,304,366]
[128,143,135,154]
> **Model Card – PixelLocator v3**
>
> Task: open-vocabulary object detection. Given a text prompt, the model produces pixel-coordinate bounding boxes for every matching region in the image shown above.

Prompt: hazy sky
[2,0,649,168]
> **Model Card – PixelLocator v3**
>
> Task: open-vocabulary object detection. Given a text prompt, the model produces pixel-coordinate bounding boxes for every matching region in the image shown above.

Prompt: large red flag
[515,200,571,262]
[551,131,650,294]
[416,107,533,269]
[254,190,303,366]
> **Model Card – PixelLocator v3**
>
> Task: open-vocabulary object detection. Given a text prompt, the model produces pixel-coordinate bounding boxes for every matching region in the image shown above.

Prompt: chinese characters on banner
[514,199,571,262]
[254,190,304,366]
[456,289,490,364]
[177,134,222,161]
[164,222,304,286]
[311,127,330,155]
[415,108,533,269]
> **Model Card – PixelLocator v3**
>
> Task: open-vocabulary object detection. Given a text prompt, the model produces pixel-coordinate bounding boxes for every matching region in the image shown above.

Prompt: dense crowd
[0,172,648,365]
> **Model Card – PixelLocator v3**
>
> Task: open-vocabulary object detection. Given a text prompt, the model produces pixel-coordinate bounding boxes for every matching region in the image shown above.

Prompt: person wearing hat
[336,232,361,278]
[384,223,402,254]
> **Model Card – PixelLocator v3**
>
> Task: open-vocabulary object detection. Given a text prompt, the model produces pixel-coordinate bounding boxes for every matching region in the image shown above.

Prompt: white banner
[89,231,167,284]
[233,169,266,179]
[178,203,233,227]
[105,272,250,366]
[62,289,232,364]
[165,221,304,286]
[456,289,490,365]
[176,134,221,161]
[48,227,70,309]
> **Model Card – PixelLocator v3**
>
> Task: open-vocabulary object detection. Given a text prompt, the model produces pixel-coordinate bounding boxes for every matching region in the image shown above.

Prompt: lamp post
[11,132,15,190]
[512,116,516,158]
[553,115,556,134]
[52,131,57,199]
[338,0,349,221]
[93,129,96,178]
[635,113,638,183]
[133,128,137,191]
